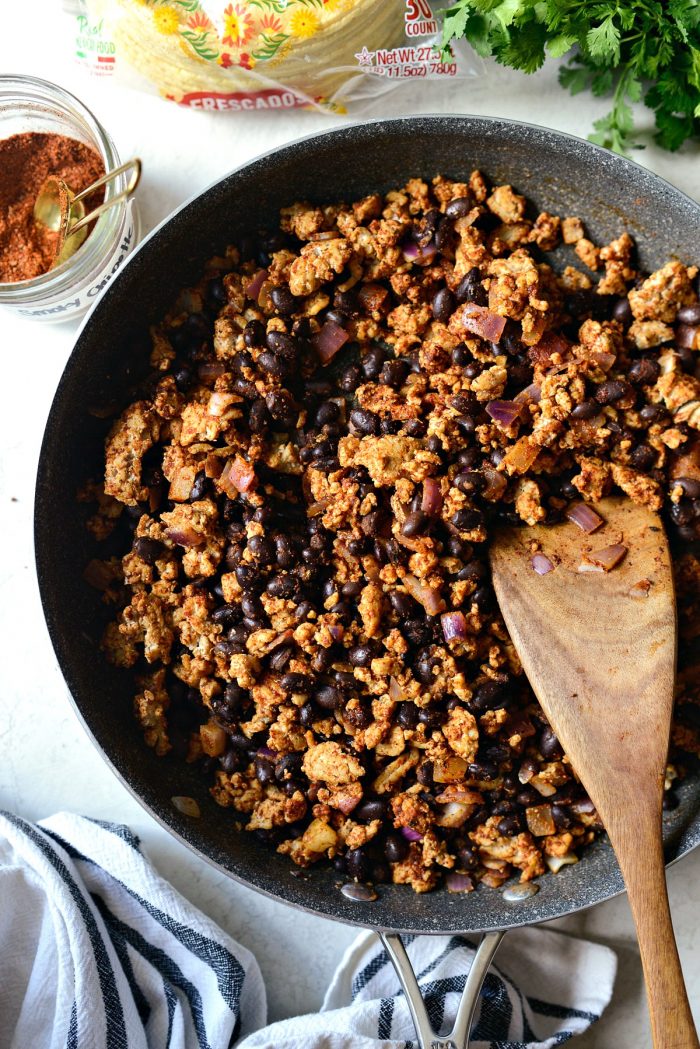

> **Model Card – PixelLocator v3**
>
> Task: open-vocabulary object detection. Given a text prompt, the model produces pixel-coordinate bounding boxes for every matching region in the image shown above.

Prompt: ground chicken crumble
[86,172,700,896]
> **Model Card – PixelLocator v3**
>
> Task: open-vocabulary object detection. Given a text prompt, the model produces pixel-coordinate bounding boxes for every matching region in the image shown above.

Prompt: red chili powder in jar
[0,132,105,283]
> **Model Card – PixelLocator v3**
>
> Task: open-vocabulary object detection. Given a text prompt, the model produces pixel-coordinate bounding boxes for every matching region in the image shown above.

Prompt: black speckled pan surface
[36,116,700,935]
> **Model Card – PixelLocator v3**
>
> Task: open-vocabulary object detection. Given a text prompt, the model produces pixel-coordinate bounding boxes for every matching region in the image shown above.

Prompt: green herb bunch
[441,1,700,153]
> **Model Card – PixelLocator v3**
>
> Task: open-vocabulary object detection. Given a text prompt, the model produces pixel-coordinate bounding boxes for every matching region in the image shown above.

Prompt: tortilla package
[63,0,477,114]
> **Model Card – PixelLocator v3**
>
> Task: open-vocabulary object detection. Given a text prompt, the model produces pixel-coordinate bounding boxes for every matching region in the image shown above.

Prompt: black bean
[299,702,316,728]
[269,645,293,672]
[389,591,417,617]
[255,757,275,785]
[551,804,572,829]
[315,685,342,711]
[451,344,471,367]
[344,703,372,729]
[453,470,484,494]
[348,644,373,668]
[596,380,630,405]
[454,267,487,306]
[219,749,244,773]
[133,537,164,565]
[497,814,523,837]
[628,357,660,385]
[396,703,418,729]
[244,320,266,347]
[257,351,288,377]
[451,509,484,531]
[270,285,296,315]
[314,400,340,428]
[266,574,297,599]
[248,535,274,564]
[570,399,599,420]
[445,196,472,219]
[539,725,564,759]
[432,287,455,323]
[173,365,193,392]
[467,760,499,781]
[458,846,478,870]
[401,510,429,537]
[403,619,432,646]
[675,477,700,498]
[384,833,409,863]
[640,404,667,423]
[419,704,447,730]
[350,408,380,436]
[361,346,385,380]
[345,847,370,881]
[677,303,700,326]
[426,435,443,453]
[355,798,386,822]
[469,679,507,712]
[612,298,632,324]
[228,732,251,750]
[379,359,409,389]
[266,330,299,361]
[235,564,259,590]
[402,419,425,438]
[338,363,362,393]
[630,444,656,472]
[416,761,434,786]
[266,391,296,426]
[455,414,477,436]
[234,377,259,400]
[212,604,239,626]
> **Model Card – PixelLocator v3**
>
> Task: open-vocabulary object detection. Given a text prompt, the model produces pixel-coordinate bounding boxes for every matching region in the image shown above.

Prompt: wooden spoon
[490,495,698,1049]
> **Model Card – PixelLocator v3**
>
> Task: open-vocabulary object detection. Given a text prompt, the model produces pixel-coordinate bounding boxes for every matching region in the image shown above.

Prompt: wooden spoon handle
[609,815,698,1049]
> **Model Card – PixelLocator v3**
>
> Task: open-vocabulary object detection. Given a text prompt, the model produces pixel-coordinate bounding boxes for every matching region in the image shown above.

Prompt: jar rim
[0,74,126,300]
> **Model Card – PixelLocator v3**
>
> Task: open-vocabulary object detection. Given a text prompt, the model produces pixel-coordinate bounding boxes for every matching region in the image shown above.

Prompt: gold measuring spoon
[33,158,141,269]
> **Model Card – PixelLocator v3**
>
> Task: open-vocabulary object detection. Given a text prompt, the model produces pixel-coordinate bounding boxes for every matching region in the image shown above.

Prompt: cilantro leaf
[439,0,700,152]
[586,15,621,65]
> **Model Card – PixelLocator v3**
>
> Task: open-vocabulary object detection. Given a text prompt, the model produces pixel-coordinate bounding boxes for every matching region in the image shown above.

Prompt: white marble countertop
[1,6,699,1044]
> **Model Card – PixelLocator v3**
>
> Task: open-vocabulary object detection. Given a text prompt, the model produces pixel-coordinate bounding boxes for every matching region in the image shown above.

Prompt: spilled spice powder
[0,132,105,283]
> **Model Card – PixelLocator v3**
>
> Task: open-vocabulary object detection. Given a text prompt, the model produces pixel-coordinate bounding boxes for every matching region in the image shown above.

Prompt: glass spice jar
[0,74,140,323]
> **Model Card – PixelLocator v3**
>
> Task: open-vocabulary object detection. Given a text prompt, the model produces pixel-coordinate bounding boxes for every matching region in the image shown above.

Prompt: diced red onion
[515,382,541,404]
[421,477,443,516]
[537,330,571,358]
[441,611,468,642]
[358,283,389,311]
[591,351,616,371]
[328,624,345,641]
[459,304,507,343]
[676,324,699,349]
[486,399,523,429]
[400,826,423,842]
[261,630,294,655]
[403,573,446,616]
[165,524,203,548]
[219,456,256,497]
[256,746,276,759]
[531,553,554,575]
[586,543,628,572]
[245,269,268,300]
[307,497,331,517]
[198,360,227,382]
[446,872,474,893]
[566,502,604,534]
[312,320,349,364]
[402,239,438,266]
[481,466,507,501]
[389,676,404,702]
[336,793,362,816]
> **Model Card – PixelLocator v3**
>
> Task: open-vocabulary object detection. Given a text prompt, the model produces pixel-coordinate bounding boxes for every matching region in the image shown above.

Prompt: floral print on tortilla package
[64,0,477,114]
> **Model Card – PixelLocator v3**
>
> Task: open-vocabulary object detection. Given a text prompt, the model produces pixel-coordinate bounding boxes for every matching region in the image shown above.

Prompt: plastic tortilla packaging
[63,0,478,114]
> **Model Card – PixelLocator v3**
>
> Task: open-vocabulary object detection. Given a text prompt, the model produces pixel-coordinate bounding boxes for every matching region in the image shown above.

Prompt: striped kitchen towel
[0,812,616,1049]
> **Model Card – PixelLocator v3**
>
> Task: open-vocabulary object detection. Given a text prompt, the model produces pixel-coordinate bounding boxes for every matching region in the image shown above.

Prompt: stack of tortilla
[90,0,407,109]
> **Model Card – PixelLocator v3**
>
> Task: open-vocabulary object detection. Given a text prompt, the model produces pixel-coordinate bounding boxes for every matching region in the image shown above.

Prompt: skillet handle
[379,929,504,1049]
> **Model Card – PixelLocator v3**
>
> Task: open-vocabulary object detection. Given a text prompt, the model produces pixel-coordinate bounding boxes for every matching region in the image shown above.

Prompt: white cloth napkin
[0,812,617,1049]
